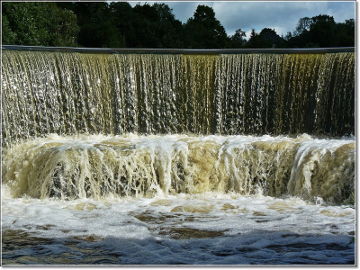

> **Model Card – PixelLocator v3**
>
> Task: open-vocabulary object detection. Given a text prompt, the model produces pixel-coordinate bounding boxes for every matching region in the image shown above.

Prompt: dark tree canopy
[129,3,184,48]
[3,2,79,46]
[228,29,247,48]
[288,15,354,48]
[64,3,125,48]
[246,28,286,48]
[2,3,355,48]
[184,5,229,48]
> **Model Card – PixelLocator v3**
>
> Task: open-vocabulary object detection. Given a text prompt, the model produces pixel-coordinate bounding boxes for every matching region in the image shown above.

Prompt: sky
[129,1,355,37]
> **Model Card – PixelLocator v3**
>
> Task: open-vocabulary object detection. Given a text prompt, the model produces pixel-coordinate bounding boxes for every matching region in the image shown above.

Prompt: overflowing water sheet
[1,50,355,265]
[2,52,354,146]
[2,134,355,265]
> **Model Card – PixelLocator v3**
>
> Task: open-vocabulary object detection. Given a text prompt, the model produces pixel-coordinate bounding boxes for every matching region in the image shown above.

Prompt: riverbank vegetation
[2,2,354,48]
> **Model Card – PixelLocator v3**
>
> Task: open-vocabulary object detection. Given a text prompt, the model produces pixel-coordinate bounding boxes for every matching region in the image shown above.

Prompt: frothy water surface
[2,190,355,265]
[2,49,355,265]
[2,134,355,265]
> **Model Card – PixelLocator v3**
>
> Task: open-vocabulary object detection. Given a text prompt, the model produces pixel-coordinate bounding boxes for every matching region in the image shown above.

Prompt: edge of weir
[1,45,355,54]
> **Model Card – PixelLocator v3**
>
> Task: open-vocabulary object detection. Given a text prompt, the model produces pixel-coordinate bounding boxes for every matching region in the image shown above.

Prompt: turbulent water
[1,50,356,265]
[2,189,355,265]
[2,51,354,146]
[3,134,355,204]
[2,134,355,265]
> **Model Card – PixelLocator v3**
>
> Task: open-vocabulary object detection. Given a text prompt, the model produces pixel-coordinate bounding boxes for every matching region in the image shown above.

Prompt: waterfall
[3,134,354,204]
[1,50,355,203]
[2,51,354,146]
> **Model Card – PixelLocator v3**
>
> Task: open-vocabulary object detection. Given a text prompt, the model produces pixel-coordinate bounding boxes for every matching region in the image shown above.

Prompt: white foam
[3,191,354,238]
[2,191,354,264]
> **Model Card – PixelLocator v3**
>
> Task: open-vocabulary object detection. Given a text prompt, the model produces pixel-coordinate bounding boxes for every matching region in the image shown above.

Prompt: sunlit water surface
[2,187,354,265]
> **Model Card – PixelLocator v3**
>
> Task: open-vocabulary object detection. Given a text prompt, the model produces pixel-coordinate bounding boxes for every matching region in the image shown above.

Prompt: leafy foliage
[228,29,247,48]
[184,5,228,48]
[2,3,354,48]
[246,28,286,48]
[3,2,78,46]
[288,15,354,47]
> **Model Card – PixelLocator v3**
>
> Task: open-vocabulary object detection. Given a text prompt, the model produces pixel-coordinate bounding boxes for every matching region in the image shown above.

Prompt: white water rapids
[2,133,355,264]
[2,188,355,264]
[3,133,354,203]
[1,50,355,265]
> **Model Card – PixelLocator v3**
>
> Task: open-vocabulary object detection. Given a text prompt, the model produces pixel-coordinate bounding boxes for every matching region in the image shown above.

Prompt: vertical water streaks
[2,51,354,146]
[2,134,354,203]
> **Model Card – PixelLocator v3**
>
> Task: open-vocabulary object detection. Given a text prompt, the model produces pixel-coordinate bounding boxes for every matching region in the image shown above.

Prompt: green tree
[2,14,17,44]
[246,28,285,48]
[229,28,246,48]
[69,3,124,48]
[259,28,286,48]
[131,4,160,47]
[288,14,353,48]
[184,5,229,48]
[109,2,134,47]
[246,29,261,47]
[335,19,354,46]
[51,7,79,46]
[294,17,312,35]
[3,3,354,49]
[3,2,79,46]
[284,32,293,41]
[152,3,184,48]
[308,15,337,47]
[130,3,184,48]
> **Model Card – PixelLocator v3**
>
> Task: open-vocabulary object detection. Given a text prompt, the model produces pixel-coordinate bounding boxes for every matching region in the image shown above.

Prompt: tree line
[3,2,354,48]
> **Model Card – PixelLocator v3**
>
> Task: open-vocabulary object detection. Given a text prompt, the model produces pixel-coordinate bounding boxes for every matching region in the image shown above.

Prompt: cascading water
[1,49,355,265]
[3,134,354,204]
[2,51,354,146]
[1,50,355,202]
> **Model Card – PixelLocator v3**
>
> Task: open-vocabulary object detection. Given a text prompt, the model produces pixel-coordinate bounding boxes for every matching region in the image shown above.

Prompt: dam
[1,46,355,265]
[2,46,354,146]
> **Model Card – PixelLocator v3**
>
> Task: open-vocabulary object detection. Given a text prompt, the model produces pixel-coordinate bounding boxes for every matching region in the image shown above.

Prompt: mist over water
[1,50,355,265]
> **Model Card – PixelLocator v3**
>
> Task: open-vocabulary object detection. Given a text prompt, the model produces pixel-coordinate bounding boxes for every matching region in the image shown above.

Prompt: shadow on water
[2,229,355,265]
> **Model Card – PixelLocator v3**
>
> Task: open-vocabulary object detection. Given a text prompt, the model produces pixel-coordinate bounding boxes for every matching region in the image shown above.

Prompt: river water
[2,134,355,265]
[2,50,355,265]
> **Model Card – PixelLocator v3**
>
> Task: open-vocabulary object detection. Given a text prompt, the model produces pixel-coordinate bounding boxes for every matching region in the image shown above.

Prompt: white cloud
[127,1,355,36]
